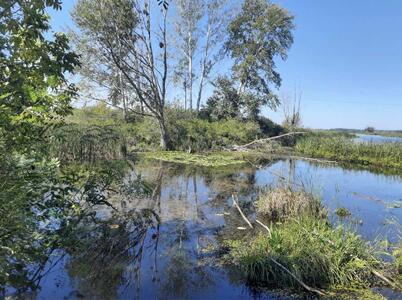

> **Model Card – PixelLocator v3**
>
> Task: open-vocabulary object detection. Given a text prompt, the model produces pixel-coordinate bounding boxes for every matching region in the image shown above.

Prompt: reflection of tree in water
[66,208,160,300]
[159,220,213,299]
[65,164,164,299]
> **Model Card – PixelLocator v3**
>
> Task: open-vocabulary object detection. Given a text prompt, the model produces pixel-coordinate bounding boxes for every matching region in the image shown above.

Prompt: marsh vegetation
[1,0,402,299]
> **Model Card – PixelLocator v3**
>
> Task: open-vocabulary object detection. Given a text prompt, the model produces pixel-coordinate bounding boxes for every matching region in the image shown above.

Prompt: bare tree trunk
[158,117,171,150]
[188,31,193,110]
[196,24,211,112]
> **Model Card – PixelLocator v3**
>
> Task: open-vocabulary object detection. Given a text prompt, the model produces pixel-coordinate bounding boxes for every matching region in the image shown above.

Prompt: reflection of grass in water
[143,151,248,167]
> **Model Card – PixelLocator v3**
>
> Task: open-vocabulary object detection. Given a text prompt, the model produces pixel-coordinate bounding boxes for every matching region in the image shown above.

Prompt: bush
[167,109,261,151]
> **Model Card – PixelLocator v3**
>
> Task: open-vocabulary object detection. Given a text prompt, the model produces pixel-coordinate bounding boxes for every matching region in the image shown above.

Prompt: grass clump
[256,187,324,221]
[230,215,380,290]
[335,207,352,218]
[393,244,402,280]
[144,151,247,167]
[295,136,402,170]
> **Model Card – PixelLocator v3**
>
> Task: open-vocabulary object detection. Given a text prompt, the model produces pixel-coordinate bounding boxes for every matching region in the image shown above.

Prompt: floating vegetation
[143,151,248,167]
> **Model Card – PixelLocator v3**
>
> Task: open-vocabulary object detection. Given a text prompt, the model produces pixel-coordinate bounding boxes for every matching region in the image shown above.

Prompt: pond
[5,157,402,299]
[355,133,402,144]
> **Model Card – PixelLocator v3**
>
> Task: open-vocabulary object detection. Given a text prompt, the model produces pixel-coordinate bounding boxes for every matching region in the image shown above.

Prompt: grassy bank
[295,136,402,170]
[224,187,401,298]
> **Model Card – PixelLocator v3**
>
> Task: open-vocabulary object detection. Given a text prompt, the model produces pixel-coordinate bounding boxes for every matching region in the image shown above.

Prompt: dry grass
[256,187,324,221]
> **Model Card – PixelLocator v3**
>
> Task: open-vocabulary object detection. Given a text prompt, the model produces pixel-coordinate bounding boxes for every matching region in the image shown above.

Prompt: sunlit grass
[296,136,402,169]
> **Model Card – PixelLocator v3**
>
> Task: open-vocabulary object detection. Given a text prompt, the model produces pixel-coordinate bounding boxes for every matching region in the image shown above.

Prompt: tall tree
[195,0,230,112]
[173,0,204,111]
[0,0,79,153]
[72,0,172,149]
[225,0,294,111]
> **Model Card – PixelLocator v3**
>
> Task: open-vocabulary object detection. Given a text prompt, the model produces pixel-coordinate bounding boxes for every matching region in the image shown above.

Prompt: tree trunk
[158,117,171,150]
[196,24,211,112]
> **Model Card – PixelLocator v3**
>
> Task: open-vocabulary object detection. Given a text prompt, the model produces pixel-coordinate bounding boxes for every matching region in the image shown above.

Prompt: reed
[295,136,402,169]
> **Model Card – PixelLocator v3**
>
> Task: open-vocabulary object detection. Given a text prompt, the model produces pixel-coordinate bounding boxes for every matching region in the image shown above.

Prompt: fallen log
[236,131,308,149]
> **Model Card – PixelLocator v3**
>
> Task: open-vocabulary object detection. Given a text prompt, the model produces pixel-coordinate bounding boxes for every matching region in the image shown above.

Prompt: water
[355,133,402,144]
[5,158,402,299]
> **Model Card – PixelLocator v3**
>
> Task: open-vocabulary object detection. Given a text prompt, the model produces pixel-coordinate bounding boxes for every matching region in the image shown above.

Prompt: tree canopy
[225,0,294,110]
[0,0,79,153]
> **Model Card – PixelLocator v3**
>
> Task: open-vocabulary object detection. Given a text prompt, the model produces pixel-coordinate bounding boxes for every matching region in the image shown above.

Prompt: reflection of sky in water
[257,159,402,241]
[28,159,402,299]
[355,133,402,144]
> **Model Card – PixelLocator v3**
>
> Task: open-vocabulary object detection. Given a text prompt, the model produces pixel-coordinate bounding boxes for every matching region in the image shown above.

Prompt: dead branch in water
[288,155,337,164]
[232,194,253,229]
[255,219,271,237]
[269,257,326,296]
[371,269,402,290]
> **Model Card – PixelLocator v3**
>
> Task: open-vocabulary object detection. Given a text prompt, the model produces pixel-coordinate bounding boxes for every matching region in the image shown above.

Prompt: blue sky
[48,0,402,130]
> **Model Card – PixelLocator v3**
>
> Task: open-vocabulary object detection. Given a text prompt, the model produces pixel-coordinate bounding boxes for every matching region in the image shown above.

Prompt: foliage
[168,116,261,151]
[0,155,77,292]
[72,0,172,149]
[201,77,242,120]
[225,0,294,110]
[0,156,150,293]
[0,0,79,153]
[365,127,376,134]
[393,244,402,278]
[50,124,127,162]
[295,136,402,170]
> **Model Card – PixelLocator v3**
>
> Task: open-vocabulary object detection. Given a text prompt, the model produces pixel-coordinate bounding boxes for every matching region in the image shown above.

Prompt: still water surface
[355,133,402,144]
[12,158,402,299]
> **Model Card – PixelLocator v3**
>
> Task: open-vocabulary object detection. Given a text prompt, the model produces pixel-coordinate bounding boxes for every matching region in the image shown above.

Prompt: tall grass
[256,187,324,221]
[231,216,379,289]
[50,124,127,162]
[296,136,402,169]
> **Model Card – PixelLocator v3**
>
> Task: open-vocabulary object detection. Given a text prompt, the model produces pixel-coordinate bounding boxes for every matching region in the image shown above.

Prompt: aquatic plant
[144,151,248,167]
[335,207,352,218]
